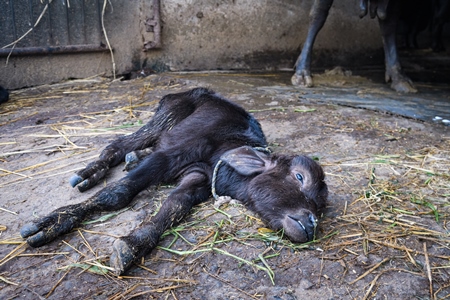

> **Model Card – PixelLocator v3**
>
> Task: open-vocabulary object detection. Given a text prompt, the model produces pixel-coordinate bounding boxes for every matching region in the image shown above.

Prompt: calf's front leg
[20,179,141,247]
[110,170,210,275]
[21,152,172,247]
[70,109,175,192]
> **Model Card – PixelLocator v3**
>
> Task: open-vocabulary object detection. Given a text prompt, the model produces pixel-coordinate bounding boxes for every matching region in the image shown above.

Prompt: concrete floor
[171,68,450,126]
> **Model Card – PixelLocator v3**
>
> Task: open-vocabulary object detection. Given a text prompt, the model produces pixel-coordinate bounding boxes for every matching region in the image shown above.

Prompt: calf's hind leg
[70,99,184,192]
[21,152,173,247]
[123,147,153,171]
[110,169,210,275]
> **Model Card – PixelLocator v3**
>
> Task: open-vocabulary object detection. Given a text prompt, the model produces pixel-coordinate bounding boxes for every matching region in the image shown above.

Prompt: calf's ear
[220,146,270,176]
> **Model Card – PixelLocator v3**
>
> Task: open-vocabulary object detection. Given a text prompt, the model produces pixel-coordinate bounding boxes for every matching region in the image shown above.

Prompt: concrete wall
[0,0,383,89]
[159,0,382,71]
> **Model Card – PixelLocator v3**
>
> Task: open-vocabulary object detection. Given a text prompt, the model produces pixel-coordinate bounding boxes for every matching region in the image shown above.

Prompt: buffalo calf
[20,88,328,275]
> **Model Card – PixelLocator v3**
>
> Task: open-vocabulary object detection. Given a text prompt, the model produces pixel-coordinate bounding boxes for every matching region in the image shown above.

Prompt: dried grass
[0,144,448,298]
[319,148,450,299]
[0,77,448,299]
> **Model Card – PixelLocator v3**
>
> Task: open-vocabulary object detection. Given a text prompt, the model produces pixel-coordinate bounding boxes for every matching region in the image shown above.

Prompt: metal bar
[0,44,109,57]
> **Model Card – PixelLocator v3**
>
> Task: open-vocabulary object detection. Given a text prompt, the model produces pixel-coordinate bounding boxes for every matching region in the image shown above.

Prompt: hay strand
[349,257,390,284]
[424,242,433,299]
[45,269,70,298]
[203,267,260,299]
[0,242,27,267]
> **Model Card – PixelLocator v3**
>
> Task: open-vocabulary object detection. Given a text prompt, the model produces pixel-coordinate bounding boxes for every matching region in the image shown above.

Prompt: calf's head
[220,146,328,243]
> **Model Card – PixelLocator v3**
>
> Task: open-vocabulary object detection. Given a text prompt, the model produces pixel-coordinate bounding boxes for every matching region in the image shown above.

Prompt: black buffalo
[292,0,417,93]
[20,88,328,275]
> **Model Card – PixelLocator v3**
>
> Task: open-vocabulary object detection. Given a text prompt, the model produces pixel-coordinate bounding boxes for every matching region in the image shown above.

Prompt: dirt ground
[0,70,449,299]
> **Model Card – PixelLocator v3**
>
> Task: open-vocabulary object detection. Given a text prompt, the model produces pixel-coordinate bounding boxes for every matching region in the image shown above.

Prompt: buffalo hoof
[21,221,56,248]
[69,176,106,192]
[23,231,50,248]
[386,70,418,93]
[391,79,418,93]
[291,73,313,88]
[69,174,94,192]
[76,179,94,192]
[69,174,83,187]
[21,221,67,248]
[69,161,110,191]
[123,152,139,172]
[21,204,87,247]
[124,148,153,172]
[20,223,40,239]
[110,239,136,275]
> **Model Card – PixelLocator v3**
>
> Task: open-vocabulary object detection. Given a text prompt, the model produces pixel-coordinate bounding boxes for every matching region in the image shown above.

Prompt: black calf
[21,88,328,275]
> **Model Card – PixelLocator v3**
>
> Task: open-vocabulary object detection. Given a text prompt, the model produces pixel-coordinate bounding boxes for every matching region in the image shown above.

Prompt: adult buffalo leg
[110,169,210,275]
[379,0,417,93]
[292,0,334,87]
[431,0,450,52]
[21,152,173,247]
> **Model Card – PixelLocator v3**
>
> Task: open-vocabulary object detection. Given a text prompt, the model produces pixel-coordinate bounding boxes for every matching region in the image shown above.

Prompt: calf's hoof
[23,231,50,248]
[69,174,94,191]
[69,174,83,187]
[110,239,137,275]
[21,205,86,247]
[69,161,110,191]
[124,148,153,172]
[20,223,40,239]
[123,152,139,171]
[291,73,313,87]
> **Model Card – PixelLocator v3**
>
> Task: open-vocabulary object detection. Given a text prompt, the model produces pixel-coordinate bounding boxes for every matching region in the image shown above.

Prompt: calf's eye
[295,173,304,183]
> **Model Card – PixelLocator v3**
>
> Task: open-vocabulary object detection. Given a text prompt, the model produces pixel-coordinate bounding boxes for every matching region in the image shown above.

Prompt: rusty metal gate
[0,0,108,56]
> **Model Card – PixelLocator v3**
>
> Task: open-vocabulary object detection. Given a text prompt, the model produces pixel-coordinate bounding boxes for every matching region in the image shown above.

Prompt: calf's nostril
[287,213,317,242]
[309,213,318,228]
